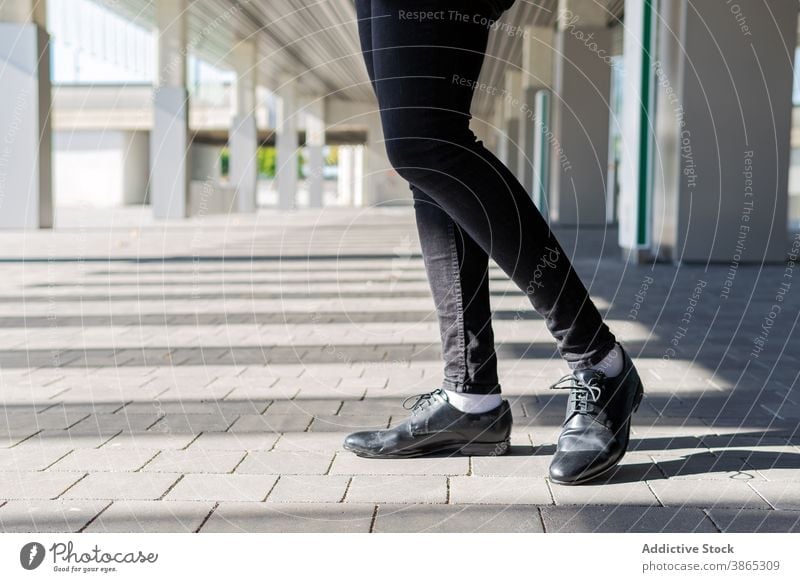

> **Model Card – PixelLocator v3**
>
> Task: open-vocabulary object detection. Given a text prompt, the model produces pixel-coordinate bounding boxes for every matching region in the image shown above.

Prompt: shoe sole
[345,438,510,459]
[549,380,645,486]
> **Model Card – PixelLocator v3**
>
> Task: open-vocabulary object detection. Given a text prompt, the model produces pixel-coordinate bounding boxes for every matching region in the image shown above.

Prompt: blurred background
[0,0,798,264]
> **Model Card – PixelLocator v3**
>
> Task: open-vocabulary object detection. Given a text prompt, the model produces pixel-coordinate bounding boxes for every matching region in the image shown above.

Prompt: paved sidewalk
[1,207,799,533]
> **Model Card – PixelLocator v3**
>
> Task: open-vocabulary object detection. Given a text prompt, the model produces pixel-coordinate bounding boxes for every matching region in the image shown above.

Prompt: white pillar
[230,41,258,213]
[618,0,655,261]
[352,145,365,207]
[532,91,553,214]
[305,98,326,208]
[501,70,523,177]
[276,76,298,210]
[337,145,353,206]
[151,0,189,219]
[550,0,612,226]
[0,2,52,229]
[490,99,505,160]
[638,0,797,264]
[518,26,555,202]
[362,108,407,206]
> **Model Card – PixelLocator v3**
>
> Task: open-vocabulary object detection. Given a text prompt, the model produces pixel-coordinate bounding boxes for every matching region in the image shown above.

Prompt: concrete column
[305,98,326,208]
[532,90,553,216]
[230,41,258,213]
[518,25,555,203]
[337,146,353,206]
[276,76,298,210]
[151,0,189,219]
[642,0,796,264]
[325,98,407,206]
[618,0,656,260]
[352,146,365,207]
[501,71,523,177]
[550,0,612,226]
[490,99,505,160]
[0,2,52,229]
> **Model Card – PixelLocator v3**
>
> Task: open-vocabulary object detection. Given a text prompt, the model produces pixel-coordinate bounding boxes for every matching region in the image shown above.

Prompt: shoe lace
[402,389,443,414]
[549,373,604,414]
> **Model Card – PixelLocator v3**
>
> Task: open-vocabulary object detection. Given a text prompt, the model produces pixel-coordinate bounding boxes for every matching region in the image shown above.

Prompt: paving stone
[0,471,84,500]
[540,506,717,533]
[201,502,374,532]
[0,446,72,471]
[188,432,279,451]
[147,414,237,433]
[272,433,348,452]
[549,480,660,506]
[19,429,120,449]
[31,402,125,416]
[122,400,269,415]
[293,385,366,399]
[229,414,313,433]
[470,453,551,477]
[226,386,299,401]
[338,400,403,415]
[157,386,237,401]
[700,434,797,450]
[141,450,246,473]
[164,474,277,502]
[236,451,334,475]
[374,504,544,532]
[48,448,159,472]
[339,377,389,390]
[266,475,350,503]
[71,413,160,432]
[648,480,770,509]
[449,476,553,505]
[631,423,714,438]
[749,482,800,510]
[742,451,800,481]
[345,475,447,504]
[650,452,763,481]
[60,473,179,501]
[0,500,107,533]
[102,432,197,450]
[525,427,562,447]
[330,453,468,476]
[0,429,41,448]
[707,509,800,532]
[629,435,706,453]
[84,500,214,533]
[2,410,90,430]
[266,399,342,415]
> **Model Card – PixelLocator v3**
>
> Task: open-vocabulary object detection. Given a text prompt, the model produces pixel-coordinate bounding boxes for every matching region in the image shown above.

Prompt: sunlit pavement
[0,206,799,533]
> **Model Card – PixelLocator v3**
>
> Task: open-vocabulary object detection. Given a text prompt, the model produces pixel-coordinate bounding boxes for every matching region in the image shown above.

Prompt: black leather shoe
[343,389,512,458]
[548,345,644,485]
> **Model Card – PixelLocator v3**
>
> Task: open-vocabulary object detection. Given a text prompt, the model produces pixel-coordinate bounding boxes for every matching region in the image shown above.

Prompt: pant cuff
[564,340,619,371]
[441,379,502,395]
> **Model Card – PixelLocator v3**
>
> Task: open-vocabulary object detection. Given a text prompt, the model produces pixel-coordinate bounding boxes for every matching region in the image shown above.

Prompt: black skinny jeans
[355,0,616,395]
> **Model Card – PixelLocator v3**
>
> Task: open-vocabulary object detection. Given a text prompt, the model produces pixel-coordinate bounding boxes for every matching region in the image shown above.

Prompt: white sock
[444,389,503,414]
[588,344,624,378]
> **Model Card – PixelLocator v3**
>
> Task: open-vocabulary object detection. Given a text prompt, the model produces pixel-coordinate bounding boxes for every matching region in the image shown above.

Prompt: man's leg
[343,0,512,458]
[412,187,502,413]
[357,0,502,408]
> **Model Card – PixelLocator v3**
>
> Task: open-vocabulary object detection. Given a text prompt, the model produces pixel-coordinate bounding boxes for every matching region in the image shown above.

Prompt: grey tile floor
[0,207,799,532]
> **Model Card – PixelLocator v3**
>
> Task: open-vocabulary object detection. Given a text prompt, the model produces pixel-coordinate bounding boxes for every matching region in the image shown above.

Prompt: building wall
[674,0,795,262]
[53,130,148,207]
